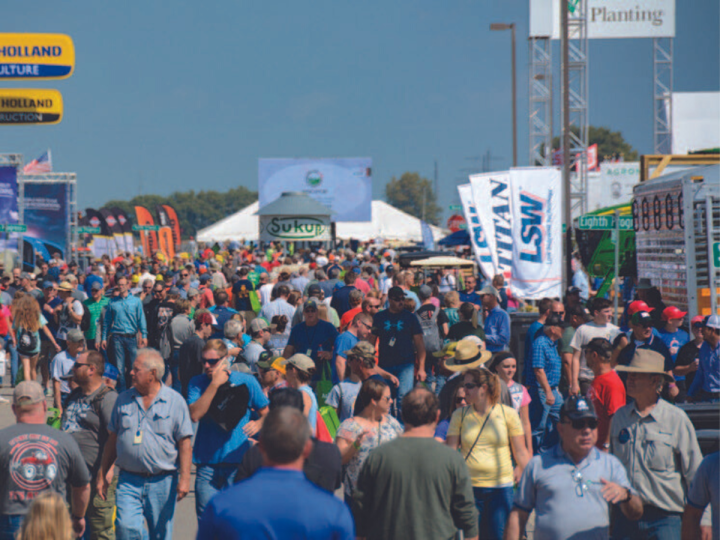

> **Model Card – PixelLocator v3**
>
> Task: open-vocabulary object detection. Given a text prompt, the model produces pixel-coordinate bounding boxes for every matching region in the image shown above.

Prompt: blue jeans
[169,350,181,394]
[2,336,18,387]
[0,514,24,540]
[473,486,513,540]
[115,470,178,540]
[194,464,237,521]
[385,362,415,419]
[426,370,448,397]
[613,505,682,540]
[109,334,138,393]
[528,387,563,454]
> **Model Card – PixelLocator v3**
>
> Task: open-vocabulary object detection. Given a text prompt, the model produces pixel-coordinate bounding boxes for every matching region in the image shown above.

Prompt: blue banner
[420,220,435,251]
[0,166,18,252]
[24,182,68,259]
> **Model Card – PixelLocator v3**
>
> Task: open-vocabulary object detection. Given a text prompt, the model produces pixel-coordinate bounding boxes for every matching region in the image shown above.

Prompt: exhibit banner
[588,162,640,211]
[85,208,113,258]
[509,168,563,299]
[111,206,134,254]
[258,158,372,222]
[0,33,75,79]
[530,0,675,39]
[487,171,514,281]
[0,166,18,253]
[134,206,158,255]
[100,207,124,256]
[458,184,495,281]
[259,215,331,242]
[0,89,63,124]
[24,182,68,258]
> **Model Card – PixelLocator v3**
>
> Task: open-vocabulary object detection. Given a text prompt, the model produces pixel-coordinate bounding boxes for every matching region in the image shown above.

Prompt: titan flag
[134,206,158,256]
[509,167,562,299]
[110,206,134,254]
[85,208,112,258]
[158,227,175,260]
[156,204,181,248]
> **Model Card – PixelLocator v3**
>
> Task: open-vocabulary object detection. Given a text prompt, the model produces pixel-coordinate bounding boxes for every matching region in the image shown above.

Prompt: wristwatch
[620,489,632,504]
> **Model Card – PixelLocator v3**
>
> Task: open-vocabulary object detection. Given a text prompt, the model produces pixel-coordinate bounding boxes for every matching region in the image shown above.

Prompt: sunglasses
[73,362,91,369]
[463,383,479,390]
[202,356,223,366]
[567,418,598,430]
[153,290,164,295]
[181,273,189,277]
[455,397,467,404]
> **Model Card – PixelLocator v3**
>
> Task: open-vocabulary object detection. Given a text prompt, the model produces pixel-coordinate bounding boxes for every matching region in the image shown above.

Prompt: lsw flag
[23,150,52,174]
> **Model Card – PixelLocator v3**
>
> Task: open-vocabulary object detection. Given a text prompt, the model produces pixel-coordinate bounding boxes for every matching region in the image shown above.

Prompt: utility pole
[561,0,572,289]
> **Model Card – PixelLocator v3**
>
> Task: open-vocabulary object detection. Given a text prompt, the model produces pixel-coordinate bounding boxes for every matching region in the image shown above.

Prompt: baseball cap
[256,351,279,370]
[631,311,653,327]
[284,353,315,373]
[303,298,319,311]
[66,329,85,343]
[42,281,55,290]
[418,285,432,301]
[662,306,687,321]
[187,288,200,298]
[103,363,120,381]
[691,315,704,328]
[566,286,581,296]
[560,395,597,422]
[199,274,211,283]
[13,381,45,406]
[168,287,181,296]
[90,281,103,291]
[250,318,269,333]
[344,341,375,359]
[20,272,32,280]
[628,300,653,315]
[478,285,501,301]
[307,283,322,297]
[544,313,567,328]
[703,314,720,330]
[388,286,405,300]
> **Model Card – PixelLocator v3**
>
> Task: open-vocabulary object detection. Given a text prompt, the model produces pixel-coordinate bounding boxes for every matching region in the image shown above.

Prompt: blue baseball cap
[103,363,119,381]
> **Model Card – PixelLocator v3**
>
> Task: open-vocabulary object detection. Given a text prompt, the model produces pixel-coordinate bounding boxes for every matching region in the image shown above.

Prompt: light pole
[490,22,517,167]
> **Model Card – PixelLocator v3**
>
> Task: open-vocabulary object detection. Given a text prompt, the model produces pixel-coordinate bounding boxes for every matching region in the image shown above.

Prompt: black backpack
[80,306,92,333]
[17,327,39,356]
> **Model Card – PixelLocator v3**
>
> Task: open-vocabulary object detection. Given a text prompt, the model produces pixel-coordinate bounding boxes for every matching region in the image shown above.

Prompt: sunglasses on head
[566,418,598,430]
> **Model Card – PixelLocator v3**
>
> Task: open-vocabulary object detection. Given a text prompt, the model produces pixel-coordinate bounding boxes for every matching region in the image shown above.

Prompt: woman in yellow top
[446,368,529,540]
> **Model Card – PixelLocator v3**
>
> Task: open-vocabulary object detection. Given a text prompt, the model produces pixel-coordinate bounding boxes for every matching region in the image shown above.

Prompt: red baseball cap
[628,300,653,316]
[662,306,687,321]
[691,315,704,327]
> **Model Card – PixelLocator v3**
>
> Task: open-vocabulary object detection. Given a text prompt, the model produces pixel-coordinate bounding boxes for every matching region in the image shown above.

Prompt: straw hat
[444,339,492,372]
[615,349,673,382]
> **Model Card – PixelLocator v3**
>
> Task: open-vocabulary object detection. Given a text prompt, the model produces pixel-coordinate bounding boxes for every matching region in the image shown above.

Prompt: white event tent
[196,200,446,243]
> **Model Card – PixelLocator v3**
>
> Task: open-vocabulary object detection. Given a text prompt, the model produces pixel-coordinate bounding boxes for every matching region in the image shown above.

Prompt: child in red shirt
[585,337,626,450]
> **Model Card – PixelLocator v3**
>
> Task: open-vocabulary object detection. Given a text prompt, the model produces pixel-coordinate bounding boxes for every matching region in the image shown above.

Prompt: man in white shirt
[51,329,85,414]
[258,273,275,306]
[569,298,620,396]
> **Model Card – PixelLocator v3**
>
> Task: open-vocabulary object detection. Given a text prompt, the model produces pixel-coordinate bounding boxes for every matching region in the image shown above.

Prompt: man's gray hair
[137,348,165,379]
[315,269,327,280]
[224,319,243,339]
[142,278,154,288]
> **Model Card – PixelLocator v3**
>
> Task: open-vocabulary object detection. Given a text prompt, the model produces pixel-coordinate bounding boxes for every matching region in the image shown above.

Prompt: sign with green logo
[132,224,159,232]
[78,226,100,234]
[713,242,720,268]
[448,204,462,212]
[0,224,27,232]
[259,215,331,242]
[578,215,633,231]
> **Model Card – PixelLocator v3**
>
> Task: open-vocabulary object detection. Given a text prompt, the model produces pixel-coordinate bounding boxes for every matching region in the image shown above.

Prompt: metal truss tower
[653,38,673,155]
[564,0,589,216]
[529,37,553,167]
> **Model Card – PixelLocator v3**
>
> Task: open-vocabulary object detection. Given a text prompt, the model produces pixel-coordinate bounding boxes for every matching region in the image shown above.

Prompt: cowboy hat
[615,349,673,382]
[444,339,492,372]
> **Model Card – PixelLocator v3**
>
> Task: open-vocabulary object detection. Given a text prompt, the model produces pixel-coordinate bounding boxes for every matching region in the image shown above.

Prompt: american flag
[23,150,53,174]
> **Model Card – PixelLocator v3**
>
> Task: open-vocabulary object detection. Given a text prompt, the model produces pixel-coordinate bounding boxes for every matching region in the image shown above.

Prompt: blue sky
[0,1,717,222]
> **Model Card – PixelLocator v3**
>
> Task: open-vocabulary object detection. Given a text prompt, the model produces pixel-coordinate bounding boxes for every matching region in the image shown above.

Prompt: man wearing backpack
[62,350,118,540]
[416,285,448,396]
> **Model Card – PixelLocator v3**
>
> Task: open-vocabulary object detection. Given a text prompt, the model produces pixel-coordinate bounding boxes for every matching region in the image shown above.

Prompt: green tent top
[256,191,333,217]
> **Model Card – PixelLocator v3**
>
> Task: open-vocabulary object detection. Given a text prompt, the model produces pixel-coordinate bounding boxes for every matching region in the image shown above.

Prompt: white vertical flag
[458,184,495,280]
[509,167,563,299]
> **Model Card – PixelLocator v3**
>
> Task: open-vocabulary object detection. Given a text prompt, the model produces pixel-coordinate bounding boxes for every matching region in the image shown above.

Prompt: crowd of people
[0,244,716,540]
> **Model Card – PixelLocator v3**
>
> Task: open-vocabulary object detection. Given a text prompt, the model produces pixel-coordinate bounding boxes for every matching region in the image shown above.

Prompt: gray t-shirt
[0,423,90,516]
[169,314,194,352]
[62,385,118,476]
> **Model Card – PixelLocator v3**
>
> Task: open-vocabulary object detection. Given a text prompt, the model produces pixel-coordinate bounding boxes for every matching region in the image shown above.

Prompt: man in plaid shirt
[525,313,566,453]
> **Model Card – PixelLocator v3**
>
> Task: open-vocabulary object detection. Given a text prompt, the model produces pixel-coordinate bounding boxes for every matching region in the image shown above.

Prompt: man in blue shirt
[100,276,148,393]
[197,406,354,540]
[526,314,566,453]
[459,274,482,308]
[372,287,426,418]
[523,297,553,382]
[283,299,338,383]
[687,315,720,401]
[330,271,358,317]
[479,285,511,353]
[505,396,642,540]
[188,339,269,521]
[332,312,373,384]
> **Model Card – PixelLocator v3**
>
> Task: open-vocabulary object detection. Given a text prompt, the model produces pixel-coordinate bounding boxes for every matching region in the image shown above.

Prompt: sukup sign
[0,89,63,124]
[260,216,331,241]
[0,34,75,79]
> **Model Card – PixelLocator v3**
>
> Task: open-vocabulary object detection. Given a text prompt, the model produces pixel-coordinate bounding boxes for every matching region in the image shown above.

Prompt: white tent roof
[196,200,446,243]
